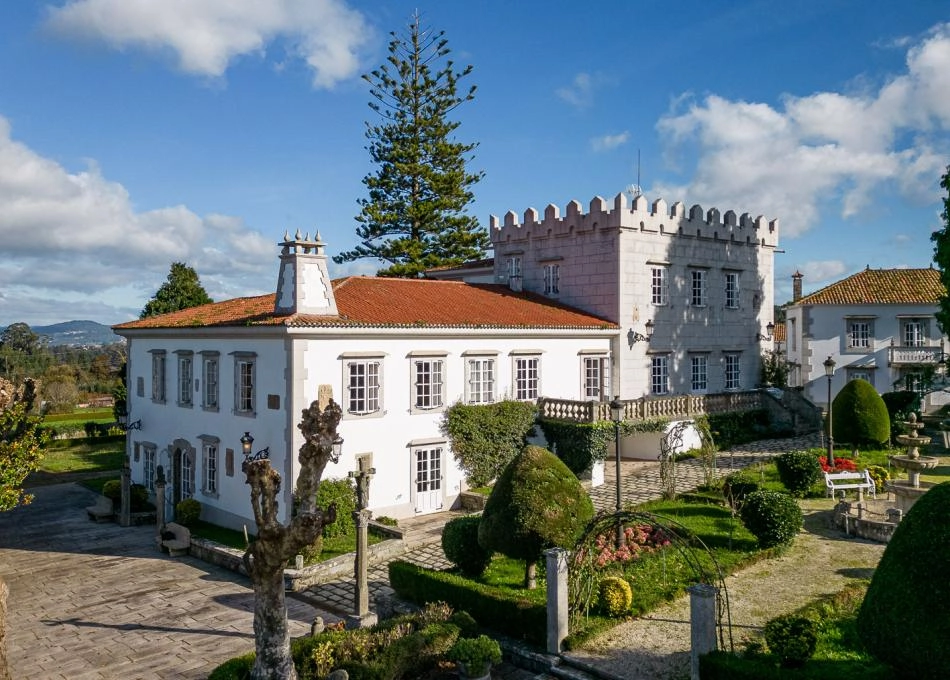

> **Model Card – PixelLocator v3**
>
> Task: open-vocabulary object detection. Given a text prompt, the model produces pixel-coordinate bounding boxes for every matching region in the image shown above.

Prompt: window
[543,264,560,295]
[413,358,444,411]
[690,355,708,393]
[903,319,926,347]
[150,350,166,403]
[514,356,540,400]
[201,437,219,496]
[181,453,194,499]
[725,272,740,309]
[347,360,382,415]
[690,269,707,307]
[506,256,522,279]
[232,353,257,415]
[582,355,609,401]
[651,266,669,305]
[651,355,670,395]
[847,321,872,349]
[176,351,193,407]
[848,369,872,385]
[789,318,797,352]
[724,354,741,390]
[466,357,495,404]
[143,445,156,492]
[202,352,219,410]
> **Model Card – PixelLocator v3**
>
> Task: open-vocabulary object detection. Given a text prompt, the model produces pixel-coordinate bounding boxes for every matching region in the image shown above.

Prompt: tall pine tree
[140,262,213,319]
[335,12,489,277]
[931,166,950,334]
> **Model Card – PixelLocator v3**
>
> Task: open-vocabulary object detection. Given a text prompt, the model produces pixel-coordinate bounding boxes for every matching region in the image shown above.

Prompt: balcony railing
[888,344,945,367]
[538,390,764,423]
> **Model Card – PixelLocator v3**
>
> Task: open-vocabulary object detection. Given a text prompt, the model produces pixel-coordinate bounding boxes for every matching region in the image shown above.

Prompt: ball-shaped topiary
[831,379,890,448]
[175,497,201,526]
[442,514,492,577]
[857,482,950,678]
[739,490,802,549]
[598,576,633,617]
[775,451,822,497]
[764,614,818,668]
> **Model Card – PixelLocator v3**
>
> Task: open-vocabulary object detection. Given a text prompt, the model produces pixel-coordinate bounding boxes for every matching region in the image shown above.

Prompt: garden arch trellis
[569,509,735,652]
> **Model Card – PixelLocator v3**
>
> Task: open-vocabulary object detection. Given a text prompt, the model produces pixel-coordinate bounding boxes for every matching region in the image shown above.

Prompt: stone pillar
[154,466,167,546]
[688,583,718,680]
[0,576,9,680]
[119,459,132,527]
[345,509,377,629]
[545,547,569,654]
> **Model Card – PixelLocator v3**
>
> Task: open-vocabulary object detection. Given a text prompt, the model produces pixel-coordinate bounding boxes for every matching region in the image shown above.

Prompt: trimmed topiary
[831,379,890,448]
[442,514,492,577]
[598,576,633,617]
[857,481,950,679]
[722,471,760,508]
[774,450,822,497]
[739,490,802,549]
[175,497,201,526]
[763,614,817,668]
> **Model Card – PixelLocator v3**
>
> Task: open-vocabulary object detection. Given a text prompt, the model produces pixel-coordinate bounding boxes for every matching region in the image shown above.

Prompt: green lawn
[30,438,125,486]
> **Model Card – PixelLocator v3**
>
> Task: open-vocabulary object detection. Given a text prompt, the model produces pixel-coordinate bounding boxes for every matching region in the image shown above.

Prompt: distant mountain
[31,320,123,347]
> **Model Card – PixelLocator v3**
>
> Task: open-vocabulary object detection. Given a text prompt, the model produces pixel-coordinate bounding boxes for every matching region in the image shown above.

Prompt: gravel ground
[566,500,887,680]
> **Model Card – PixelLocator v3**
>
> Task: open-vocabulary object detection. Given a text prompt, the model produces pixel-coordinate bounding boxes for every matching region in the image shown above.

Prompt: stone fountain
[886,413,939,513]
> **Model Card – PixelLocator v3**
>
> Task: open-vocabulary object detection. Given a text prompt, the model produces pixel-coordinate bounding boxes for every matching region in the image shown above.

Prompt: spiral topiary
[598,576,633,617]
[739,490,802,549]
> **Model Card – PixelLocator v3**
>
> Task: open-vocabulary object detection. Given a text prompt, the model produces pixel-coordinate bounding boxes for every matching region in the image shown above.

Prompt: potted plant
[447,634,502,680]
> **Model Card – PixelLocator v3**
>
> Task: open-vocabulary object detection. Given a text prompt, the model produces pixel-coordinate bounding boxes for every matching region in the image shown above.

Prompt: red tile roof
[794,267,945,306]
[114,277,617,331]
[773,322,786,342]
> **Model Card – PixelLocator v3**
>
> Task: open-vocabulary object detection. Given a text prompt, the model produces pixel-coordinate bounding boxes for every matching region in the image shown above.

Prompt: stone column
[545,547,569,654]
[154,466,167,548]
[119,459,132,527]
[345,509,377,629]
[688,583,718,680]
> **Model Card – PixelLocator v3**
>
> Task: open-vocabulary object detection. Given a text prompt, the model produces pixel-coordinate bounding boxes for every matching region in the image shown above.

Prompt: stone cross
[345,509,377,630]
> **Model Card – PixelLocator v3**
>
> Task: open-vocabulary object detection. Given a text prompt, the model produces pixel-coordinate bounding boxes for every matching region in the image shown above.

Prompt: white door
[414,447,444,513]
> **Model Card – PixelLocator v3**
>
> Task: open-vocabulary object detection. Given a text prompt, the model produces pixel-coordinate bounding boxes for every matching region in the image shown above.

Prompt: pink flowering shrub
[586,524,671,568]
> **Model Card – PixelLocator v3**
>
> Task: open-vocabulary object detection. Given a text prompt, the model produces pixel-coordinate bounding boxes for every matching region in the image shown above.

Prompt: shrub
[722,471,760,508]
[739,490,802,549]
[447,634,502,674]
[175,498,201,526]
[831,379,890,448]
[442,514,492,577]
[858,481,950,678]
[207,652,253,680]
[775,450,822,497]
[374,515,399,527]
[763,614,817,668]
[101,480,150,511]
[316,477,357,539]
[598,576,632,617]
[101,479,121,503]
[865,465,889,494]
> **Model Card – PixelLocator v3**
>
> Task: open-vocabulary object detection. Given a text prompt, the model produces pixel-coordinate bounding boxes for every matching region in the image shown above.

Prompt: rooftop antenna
[624,148,642,206]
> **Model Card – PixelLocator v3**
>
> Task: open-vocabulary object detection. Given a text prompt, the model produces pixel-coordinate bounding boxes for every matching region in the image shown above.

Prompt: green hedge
[706,409,774,450]
[538,418,667,475]
[699,651,896,680]
[388,560,546,645]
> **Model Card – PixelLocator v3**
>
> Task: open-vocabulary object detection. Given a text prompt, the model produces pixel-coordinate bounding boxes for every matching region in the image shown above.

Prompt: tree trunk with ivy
[243,389,342,680]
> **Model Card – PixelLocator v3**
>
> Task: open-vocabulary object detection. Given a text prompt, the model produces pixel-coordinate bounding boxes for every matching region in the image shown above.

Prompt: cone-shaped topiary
[478,445,594,589]
[831,378,890,448]
[857,482,950,679]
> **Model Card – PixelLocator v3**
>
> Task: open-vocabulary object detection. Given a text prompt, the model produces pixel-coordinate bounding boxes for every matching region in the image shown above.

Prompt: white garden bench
[824,469,875,500]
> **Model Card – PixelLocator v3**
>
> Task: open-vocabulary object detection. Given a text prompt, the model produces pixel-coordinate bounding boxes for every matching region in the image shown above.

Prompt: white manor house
[114,192,780,530]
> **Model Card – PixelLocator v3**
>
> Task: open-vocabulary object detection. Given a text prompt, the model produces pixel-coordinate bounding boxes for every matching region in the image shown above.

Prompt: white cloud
[591,131,630,152]
[44,0,371,88]
[656,22,950,238]
[556,73,594,108]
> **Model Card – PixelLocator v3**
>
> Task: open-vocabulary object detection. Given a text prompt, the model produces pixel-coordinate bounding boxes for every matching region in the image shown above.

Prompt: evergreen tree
[930,166,950,334]
[140,262,213,319]
[334,12,489,277]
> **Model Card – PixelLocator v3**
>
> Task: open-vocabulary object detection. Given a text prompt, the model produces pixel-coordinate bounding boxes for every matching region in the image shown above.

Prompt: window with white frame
[582,355,609,401]
[143,444,156,492]
[181,453,195,499]
[848,369,872,385]
[690,354,708,393]
[201,352,219,410]
[506,256,522,279]
[232,353,256,415]
[724,353,741,390]
[847,320,872,349]
[465,356,495,404]
[651,355,670,395]
[902,319,926,347]
[347,359,382,415]
[725,271,740,309]
[412,358,444,411]
[201,437,219,496]
[690,269,707,307]
[150,350,166,403]
[514,356,540,400]
[543,264,560,295]
[651,266,669,305]
[176,351,193,407]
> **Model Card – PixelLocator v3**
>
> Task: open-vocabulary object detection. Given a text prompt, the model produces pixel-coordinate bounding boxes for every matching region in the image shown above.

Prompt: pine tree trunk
[250,562,296,680]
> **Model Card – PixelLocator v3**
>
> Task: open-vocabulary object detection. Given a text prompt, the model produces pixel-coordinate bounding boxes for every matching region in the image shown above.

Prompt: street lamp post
[609,395,625,549]
[824,356,836,471]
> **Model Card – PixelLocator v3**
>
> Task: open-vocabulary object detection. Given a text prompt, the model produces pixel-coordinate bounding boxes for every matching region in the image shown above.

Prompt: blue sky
[1,0,949,327]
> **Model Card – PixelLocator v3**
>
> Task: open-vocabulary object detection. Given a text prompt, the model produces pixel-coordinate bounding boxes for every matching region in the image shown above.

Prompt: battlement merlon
[489,193,779,248]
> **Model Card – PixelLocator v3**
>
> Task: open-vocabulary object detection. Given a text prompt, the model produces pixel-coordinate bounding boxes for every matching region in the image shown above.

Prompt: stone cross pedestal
[345,509,377,630]
[689,583,719,680]
[119,460,132,527]
[154,466,167,549]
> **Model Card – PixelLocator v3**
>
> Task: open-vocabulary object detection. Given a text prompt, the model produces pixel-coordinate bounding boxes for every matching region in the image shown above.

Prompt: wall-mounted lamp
[330,434,344,463]
[755,321,775,342]
[116,407,142,431]
[240,431,270,461]
[627,320,655,347]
